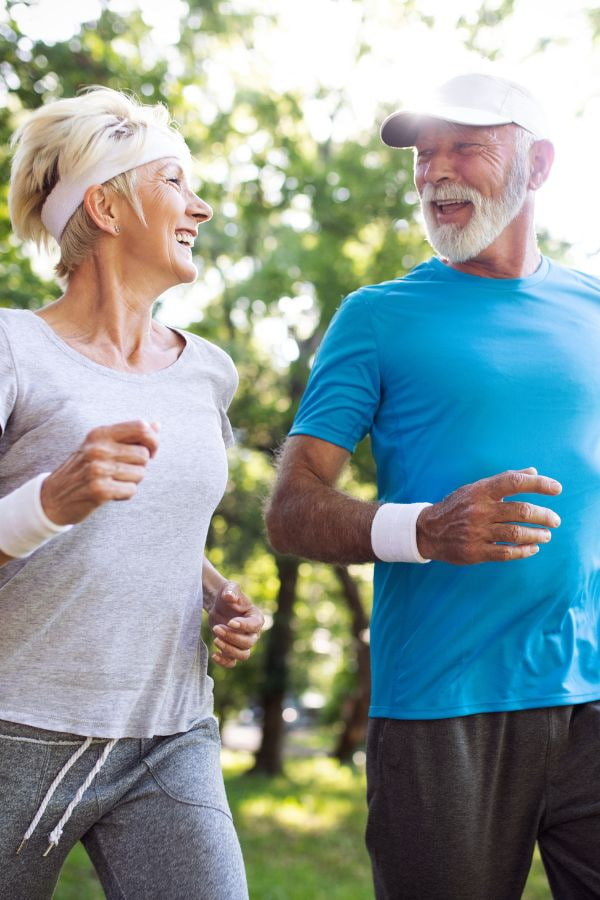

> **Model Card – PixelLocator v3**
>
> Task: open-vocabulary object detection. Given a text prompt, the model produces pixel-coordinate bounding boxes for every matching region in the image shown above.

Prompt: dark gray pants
[366,702,600,900]
[0,717,248,899]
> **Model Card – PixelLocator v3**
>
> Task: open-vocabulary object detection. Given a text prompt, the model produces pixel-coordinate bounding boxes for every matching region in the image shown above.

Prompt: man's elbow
[264,490,293,555]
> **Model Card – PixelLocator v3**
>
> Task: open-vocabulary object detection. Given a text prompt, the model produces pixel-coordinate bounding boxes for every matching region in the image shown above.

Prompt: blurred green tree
[3,0,576,776]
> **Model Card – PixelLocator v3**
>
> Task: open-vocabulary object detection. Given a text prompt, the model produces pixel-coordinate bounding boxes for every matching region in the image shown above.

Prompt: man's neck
[446,243,542,279]
[443,204,542,279]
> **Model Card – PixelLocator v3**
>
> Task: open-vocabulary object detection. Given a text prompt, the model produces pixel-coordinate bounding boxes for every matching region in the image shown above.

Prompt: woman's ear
[83,184,121,236]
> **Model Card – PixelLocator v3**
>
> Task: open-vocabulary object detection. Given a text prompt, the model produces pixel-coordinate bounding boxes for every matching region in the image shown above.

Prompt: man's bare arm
[266,437,563,565]
[265,435,380,564]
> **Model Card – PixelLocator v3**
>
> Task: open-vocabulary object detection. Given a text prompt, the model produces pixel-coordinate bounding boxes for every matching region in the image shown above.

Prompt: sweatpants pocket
[144,717,230,814]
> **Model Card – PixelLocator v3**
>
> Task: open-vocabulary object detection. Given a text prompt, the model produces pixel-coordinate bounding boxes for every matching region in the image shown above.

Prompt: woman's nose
[190,195,213,223]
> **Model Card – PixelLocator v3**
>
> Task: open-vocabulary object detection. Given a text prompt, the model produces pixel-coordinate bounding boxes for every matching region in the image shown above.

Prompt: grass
[223,751,373,900]
[54,751,552,899]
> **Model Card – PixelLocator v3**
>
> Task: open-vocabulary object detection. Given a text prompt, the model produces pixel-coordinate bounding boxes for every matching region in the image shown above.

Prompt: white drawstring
[16,737,93,855]
[16,736,118,856]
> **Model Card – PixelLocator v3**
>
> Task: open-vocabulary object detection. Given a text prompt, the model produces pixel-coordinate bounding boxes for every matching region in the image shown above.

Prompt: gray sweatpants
[366,702,600,900]
[0,716,248,900]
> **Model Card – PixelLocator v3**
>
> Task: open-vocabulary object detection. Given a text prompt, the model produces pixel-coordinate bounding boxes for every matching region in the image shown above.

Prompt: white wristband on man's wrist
[0,472,73,559]
[371,502,432,564]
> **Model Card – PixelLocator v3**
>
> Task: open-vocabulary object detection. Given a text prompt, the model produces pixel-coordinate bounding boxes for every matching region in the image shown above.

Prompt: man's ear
[83,184,121,235]
[528,140,554,191]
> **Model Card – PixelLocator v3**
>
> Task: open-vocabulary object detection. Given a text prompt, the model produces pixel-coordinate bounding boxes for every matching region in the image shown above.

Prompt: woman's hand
[207,580,264,669]
[41,420,160,525]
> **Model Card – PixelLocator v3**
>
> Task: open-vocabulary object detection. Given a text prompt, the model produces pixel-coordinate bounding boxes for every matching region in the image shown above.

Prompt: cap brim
[380,105,512,148]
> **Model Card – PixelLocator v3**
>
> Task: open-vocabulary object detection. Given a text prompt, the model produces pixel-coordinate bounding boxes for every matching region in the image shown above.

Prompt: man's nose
[422,153,455,184]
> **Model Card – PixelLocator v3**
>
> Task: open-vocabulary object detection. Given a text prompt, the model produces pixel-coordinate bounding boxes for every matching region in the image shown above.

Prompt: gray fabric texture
[365,702,600,900]
[0,716,248,899]
[0,308,238,738]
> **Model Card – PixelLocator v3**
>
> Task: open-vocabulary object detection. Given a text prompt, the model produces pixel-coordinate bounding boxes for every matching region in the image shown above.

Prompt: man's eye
[166,177,181,185]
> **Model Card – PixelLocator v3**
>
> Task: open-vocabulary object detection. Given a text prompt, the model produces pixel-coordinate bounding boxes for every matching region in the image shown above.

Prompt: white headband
[41,127,190,243]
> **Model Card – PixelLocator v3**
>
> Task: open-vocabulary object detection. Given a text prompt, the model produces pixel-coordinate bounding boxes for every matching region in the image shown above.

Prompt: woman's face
[118,156,213,291]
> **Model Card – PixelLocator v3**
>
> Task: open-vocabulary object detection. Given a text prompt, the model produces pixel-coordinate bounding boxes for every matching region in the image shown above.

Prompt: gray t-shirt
[0,308,238,738]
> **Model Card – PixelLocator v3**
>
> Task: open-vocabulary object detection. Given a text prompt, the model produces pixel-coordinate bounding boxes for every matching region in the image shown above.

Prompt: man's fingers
[490,524,552,546]
[485,469,562,501]
[487,543,540,562]
[496,500,561,528]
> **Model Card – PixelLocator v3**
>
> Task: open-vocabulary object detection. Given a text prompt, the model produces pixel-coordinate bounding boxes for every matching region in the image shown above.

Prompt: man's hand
[416,467,562,564]
[208,582,264,669]
[40,420,160,525]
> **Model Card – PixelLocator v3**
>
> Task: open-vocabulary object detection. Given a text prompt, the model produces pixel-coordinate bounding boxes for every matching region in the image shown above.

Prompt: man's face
[413,122,532,263]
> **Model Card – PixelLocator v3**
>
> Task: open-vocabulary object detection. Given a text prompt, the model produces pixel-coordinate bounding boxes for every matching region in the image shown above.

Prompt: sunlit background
[5,0,599,282]
[1,6,590,897]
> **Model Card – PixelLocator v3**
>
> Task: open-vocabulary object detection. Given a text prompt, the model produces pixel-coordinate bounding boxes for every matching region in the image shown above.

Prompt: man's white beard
[420,151,530,263]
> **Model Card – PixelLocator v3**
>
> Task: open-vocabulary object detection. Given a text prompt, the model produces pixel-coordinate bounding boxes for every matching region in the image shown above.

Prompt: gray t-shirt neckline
[23,309,193,382]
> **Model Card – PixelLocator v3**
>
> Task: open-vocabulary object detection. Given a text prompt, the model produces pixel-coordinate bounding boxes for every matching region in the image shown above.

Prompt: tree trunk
[250,556,299,775]
[332,565,371,763]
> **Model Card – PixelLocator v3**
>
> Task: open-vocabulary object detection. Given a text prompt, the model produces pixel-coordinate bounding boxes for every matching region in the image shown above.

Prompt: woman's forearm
[202,556,228,612]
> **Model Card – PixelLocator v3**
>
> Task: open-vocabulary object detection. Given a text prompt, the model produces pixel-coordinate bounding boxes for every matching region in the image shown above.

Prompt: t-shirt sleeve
[189,332,239,449]
[221,409,235,448]
[290,292,380,453]
[0,322,18,435]
[219,352,239,449]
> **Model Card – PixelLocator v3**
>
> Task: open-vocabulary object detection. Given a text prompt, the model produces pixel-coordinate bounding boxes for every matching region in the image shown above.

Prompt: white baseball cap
[380,73,549,148]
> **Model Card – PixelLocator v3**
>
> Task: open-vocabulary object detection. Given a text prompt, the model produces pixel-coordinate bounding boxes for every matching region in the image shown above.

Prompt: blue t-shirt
[290,256,600,719]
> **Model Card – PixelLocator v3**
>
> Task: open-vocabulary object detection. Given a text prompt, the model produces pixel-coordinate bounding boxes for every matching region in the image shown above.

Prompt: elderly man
[266,74,600,899]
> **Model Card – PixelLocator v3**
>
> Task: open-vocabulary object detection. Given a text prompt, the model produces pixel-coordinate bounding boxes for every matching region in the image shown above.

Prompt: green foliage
[588,7,600,39]
[455,0,599,62]
[456,0,517,59]
[0,0,580,763]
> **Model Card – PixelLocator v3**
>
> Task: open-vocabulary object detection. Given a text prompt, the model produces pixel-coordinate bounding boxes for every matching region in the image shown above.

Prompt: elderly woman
[0,88,262,899]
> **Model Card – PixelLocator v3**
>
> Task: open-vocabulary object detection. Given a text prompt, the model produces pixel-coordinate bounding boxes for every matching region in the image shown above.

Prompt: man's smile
[430,198,473,223]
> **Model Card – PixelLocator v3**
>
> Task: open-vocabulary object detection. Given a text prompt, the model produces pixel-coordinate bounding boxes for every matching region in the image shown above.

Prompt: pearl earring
[114,224,121,234]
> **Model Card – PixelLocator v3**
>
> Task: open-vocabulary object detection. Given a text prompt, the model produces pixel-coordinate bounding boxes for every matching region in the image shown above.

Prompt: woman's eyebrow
[157,160,185,176]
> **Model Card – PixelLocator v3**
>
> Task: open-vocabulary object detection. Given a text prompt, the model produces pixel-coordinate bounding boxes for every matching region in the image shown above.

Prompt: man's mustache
[421,183,483,207]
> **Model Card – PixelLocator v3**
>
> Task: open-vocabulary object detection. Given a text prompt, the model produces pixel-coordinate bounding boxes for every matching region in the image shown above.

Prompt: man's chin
[424,221,497,264]
[425,229,476,263]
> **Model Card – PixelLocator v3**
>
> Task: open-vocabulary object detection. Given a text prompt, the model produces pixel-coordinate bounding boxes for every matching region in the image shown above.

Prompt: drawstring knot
[16,736,117,857]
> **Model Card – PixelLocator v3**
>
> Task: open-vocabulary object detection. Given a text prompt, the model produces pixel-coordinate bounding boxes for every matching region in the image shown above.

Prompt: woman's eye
[166,177,181,186]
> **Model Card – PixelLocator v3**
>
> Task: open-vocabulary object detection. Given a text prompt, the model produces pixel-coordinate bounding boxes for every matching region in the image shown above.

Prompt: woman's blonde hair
[9,87,184,280]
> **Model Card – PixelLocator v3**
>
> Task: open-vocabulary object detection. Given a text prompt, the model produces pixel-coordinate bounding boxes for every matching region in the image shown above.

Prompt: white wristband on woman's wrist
[371,502,432,564]
[0,473,73,559]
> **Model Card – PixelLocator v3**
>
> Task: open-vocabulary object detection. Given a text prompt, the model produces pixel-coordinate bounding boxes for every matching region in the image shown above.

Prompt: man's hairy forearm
[266,475,379,564]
